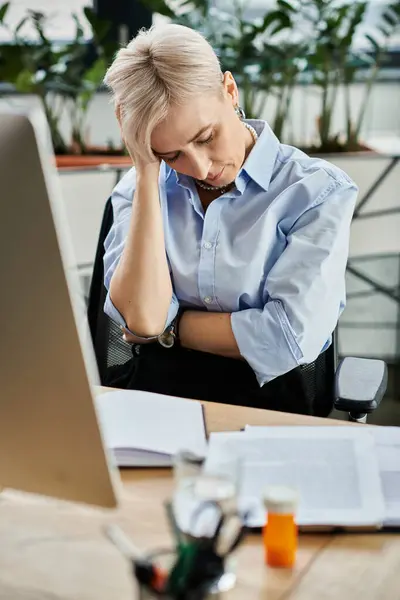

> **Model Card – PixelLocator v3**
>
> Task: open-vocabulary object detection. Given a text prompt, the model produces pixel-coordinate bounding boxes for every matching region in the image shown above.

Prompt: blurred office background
[1,0,399,422]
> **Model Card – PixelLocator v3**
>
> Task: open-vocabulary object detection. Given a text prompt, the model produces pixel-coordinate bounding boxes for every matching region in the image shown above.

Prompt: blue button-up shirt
[104,120,357,386]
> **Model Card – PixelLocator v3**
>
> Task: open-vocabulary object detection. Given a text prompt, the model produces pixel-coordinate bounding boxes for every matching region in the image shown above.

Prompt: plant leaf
[137,0,176,19]
[84,6,111,43]
[72,13,84,42]
[14,68,36,93]
[365,34,380,52]
[378,25,391,37]
[258,10,292,35]
[277,0,297,13]
[83,56,107,86]
[14,16,28,36]
[382,9,399,28]
[0,2,9,24]
[180,0,209,14]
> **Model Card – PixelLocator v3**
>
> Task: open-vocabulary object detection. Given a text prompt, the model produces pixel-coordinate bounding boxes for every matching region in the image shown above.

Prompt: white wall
[328,156,400,257]
[340,257,399,360]
[59,170,125,268]
[326,155,400,360]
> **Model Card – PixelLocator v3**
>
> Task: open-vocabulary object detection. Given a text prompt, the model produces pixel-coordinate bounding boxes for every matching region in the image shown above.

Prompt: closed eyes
[166,133,214,163]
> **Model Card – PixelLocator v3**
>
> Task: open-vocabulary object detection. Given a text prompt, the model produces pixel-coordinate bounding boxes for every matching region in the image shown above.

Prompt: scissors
[190,500,248,559]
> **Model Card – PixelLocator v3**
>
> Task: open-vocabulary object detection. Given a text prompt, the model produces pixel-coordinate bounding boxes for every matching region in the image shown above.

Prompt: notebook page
[373,427,400,527]
[115,449,173,468]
[96,390,207,460]
[246,425,400,528]
[205,428,384,528]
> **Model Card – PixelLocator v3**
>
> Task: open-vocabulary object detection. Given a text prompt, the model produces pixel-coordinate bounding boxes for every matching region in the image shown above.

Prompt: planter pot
[55,154,132,169]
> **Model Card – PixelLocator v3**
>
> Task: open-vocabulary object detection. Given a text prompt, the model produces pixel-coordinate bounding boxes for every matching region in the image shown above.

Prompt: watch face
[158,330,175,348]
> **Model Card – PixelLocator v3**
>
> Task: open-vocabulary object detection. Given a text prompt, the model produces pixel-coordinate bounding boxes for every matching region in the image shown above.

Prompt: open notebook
[96,390,207,467]
[204,425,400,530]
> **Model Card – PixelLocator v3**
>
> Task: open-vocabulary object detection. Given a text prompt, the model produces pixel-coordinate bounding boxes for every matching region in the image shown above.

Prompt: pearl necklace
[195,122,258,194]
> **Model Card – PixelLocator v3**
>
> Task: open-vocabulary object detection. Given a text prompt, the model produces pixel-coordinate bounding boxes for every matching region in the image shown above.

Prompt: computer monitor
[0,103,119,507]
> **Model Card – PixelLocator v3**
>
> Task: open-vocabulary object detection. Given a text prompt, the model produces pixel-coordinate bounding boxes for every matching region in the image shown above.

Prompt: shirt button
[204,296,213,304]
[203,241,213,249]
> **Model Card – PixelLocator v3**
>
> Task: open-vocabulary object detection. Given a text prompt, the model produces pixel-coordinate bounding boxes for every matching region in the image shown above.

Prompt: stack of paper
[204,426,400,530]
[369,427,400,528]
[96,390,207,467]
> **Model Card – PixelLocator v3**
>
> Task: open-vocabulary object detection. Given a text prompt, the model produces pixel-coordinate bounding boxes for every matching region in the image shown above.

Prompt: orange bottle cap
[262,485,299,514]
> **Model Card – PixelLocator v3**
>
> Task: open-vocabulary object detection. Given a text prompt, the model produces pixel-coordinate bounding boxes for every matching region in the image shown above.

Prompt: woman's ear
[115,104,122,125]
[115,105,126,146]
[222,71,239,106]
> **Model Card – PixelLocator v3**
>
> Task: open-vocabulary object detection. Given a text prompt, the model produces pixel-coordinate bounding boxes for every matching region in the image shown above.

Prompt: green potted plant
[3,0,398,160]
[143,0,400,155]
[0,5,70,152]
[53,7,125,163]
[300,0,400,153]
[0,3,130,167]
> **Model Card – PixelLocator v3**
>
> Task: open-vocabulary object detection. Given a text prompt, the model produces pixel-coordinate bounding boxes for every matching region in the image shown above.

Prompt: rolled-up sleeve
[231,173,358,386]
[103,168,179,338]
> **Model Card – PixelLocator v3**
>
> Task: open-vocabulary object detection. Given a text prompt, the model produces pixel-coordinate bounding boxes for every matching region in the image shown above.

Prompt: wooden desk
[0,390,398,600]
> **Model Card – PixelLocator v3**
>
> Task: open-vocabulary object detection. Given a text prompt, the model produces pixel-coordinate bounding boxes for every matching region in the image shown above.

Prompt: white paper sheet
[372,427,400,527]
[246,425,400,528]
[96,390,207,467]
[205,427,385,528]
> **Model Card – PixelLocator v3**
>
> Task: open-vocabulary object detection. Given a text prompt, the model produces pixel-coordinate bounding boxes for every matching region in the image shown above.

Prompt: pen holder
[134,541,237,600]
[136,566,236,600]
[137,587,225,599]
[166,459,243,600]
[124,455,244,600]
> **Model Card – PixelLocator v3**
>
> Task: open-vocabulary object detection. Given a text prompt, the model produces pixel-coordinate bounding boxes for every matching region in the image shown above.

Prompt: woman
[102,23,358,415]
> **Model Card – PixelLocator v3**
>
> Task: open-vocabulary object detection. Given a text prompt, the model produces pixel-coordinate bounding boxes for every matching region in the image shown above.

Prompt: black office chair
[88,197,388,422]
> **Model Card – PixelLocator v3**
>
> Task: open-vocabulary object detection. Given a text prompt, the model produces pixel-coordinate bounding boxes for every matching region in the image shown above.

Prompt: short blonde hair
[104,24,223,162]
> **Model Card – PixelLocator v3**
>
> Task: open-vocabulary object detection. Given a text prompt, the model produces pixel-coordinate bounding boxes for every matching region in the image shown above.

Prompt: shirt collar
[165,166,193,191]
[238,119,280,192]
[164,119,279,193]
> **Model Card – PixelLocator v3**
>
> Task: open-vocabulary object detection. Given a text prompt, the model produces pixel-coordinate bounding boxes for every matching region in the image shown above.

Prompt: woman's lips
[206,167,225,183]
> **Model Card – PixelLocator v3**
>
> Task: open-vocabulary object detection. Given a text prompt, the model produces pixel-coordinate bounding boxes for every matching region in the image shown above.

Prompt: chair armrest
[334,357,388,414]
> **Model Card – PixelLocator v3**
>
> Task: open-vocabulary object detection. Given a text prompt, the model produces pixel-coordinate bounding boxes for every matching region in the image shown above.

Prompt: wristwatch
[157,310,184,348]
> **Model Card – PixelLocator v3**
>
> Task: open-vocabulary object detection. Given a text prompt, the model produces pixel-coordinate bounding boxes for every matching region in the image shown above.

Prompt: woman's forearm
[179,311,242,359]
[109,165,172,337]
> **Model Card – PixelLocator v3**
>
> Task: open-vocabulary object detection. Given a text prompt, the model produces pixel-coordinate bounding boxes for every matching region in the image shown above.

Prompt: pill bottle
[262,485,299,568]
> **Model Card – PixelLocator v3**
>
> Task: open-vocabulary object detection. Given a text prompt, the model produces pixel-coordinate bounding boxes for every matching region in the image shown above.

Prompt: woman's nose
[188,154,211,181]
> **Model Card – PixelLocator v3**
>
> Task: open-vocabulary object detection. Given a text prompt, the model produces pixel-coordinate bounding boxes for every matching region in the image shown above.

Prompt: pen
[104,524,142,559]
[164,500,187,547]
[104,524,167,592]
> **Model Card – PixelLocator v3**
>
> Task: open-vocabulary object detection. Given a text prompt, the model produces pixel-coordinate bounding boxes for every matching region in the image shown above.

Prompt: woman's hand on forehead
[115,104,160,173]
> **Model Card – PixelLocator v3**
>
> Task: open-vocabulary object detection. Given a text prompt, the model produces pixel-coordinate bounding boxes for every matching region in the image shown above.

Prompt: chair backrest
[87,197,338,415]
[299,336,337,417]
[87,197,132,384]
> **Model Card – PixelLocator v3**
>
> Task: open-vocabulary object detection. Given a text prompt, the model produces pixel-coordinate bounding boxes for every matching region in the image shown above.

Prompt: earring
[234,105,246,119]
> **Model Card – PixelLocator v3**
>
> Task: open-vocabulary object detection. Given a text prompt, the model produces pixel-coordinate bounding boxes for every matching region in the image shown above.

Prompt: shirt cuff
[104,291,179,340]
[230,301,303,386]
